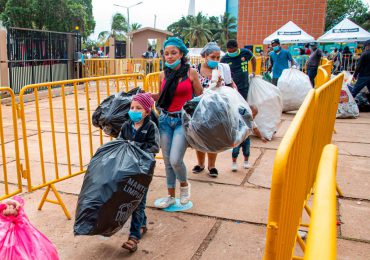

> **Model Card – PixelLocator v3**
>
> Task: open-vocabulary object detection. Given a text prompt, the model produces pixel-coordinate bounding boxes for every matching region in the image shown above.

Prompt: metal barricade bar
[18,73,144,218]
[0,87,22,200]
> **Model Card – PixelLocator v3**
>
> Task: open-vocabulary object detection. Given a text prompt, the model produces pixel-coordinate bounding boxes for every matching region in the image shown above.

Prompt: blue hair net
[163,37,189,56]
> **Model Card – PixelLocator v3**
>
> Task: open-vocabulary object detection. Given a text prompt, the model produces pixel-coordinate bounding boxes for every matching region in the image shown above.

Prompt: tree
[0,0,95,39]
[1,0,33,28]
[130,22,141,31]
[183,13,213,47]
[326,0,369,30]
[167,16,190,38]
[213,13,237,49]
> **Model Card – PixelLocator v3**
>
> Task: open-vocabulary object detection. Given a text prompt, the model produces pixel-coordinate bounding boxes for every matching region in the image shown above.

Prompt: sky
[90,0,226,40]
[91,0,370,40]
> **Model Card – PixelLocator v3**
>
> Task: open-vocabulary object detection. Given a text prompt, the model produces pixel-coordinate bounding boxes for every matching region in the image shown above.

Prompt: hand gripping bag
[0,197,59,260]
[74,140,155,237]
[277,68,312,112]
[336,72,359,118]
[182,86,253,153]
[248,76,283,140]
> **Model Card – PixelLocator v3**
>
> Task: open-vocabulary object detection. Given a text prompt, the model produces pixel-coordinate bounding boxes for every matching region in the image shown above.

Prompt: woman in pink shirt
[152,37,202,209]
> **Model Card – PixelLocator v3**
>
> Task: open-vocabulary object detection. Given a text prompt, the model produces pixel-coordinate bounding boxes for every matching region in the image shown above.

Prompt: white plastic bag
[248,76,283,140]
[336,72,359,118]
[277,68,312,112]
[182,86,253,153]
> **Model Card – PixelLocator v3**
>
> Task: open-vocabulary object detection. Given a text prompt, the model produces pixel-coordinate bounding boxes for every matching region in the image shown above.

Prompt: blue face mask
[128,110,143,123]
[207,60,219,69]
[165,59,181,69]
[228,49,240,57]
[273,46,281,52]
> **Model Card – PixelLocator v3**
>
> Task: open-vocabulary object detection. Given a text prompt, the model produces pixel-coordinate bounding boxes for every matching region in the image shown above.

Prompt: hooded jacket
[119,116,160,154]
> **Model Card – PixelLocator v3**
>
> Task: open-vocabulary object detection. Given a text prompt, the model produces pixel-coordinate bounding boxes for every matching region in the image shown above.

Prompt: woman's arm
[189,68,203,96]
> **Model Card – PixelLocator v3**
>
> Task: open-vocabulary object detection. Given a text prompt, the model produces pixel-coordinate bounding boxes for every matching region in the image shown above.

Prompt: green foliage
[167,12,237,49]
[130,22,141,31]
[183,13,213,47]
[326,0,369,30]
[0,0,95,39]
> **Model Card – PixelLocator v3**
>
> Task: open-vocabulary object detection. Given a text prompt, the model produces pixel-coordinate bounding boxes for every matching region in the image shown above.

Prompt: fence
[0,87,22,200]
[304,144,338,260]
[83,58,161,77]
[17,73,144,218]
[264,90,316,260]
[6,27,80,94]
[264,73,343,259]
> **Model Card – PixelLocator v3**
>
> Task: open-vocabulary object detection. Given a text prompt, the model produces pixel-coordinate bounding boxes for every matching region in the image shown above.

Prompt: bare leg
[196,150,206,167]
[207,153,217,169]
[168,188,175,197]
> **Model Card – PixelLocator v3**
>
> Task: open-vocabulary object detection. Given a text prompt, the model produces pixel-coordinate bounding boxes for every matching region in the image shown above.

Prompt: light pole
[114,1,143,58]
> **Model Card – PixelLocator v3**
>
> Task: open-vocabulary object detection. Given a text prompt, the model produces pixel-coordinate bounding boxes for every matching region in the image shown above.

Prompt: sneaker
[180,183,191,205]
[243,161,251,169]
[208,168,218,178]
[156,196,176,209]
[231,162,238,172]
[192,165,205,174]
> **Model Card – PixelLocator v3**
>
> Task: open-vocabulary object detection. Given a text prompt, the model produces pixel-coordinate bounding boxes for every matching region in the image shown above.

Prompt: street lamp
[113,1,143,58]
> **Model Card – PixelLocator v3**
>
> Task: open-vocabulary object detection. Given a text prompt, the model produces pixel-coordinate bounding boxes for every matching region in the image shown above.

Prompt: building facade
[227,0,327,46]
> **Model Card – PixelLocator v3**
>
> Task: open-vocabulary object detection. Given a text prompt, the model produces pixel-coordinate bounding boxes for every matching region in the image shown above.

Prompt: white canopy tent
[263,21,315,44]
[317,18,370,43]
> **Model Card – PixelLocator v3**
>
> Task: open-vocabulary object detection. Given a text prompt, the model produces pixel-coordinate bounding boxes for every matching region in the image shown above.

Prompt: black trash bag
[92,88,142,138]
[182,87,253,153]
[74,139,156,237]
[183,98,200,117]
[355,92,370,112]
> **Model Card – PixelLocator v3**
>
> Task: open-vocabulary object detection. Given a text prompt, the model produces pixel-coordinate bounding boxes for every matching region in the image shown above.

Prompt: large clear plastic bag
[182,86,253,153]
[74,140,155,237]
[0,197,59,260]
[248,76,283,140]
[336,72,359,118]
[277,68,312,112]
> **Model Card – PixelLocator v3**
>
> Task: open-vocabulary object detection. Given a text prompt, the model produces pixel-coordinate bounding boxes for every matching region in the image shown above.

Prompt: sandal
[122,237,139,252]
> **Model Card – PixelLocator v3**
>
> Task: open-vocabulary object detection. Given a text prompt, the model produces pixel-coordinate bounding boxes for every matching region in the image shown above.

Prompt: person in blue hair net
[151,37,203,209]
[191,42,236,178]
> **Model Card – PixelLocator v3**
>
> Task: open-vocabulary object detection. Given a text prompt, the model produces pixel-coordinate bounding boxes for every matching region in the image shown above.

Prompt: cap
[132,93,155,113]
[271,39,280,45]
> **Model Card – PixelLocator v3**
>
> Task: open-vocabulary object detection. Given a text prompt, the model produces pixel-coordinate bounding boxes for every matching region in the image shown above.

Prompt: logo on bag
[340,90,349,103]
[115,201,138,223]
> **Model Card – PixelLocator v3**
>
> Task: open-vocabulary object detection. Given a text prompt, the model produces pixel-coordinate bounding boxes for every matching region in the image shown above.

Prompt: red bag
[0,197,59,260]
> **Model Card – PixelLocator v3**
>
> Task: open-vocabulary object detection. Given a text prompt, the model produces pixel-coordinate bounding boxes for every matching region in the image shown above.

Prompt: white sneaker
[156,196,176,209]
[243,161,251,169]
[180,183,191,205]
[231,162,238,172]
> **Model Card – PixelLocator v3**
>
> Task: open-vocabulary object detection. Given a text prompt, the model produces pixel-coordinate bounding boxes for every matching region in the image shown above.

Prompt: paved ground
[1,86,369,259]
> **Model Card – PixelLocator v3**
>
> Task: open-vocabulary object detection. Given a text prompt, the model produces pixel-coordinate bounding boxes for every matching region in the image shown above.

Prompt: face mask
[228,49,240,57]
[273,46,280,52]
[165,59,181,69]
[128,110,143,123]
[207,60,219,69]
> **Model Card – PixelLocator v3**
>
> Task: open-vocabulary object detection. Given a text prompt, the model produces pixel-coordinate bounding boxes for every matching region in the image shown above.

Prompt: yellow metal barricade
[304,144,338,260]
[314,66,329,88]
[321,63,333,78]
[264,90,316,260]
[18,74,144,218]
[145,72,161,93]
[248,56,262,75]
[83,59,161,78]
[0,87,22,200]
[310,73,344,196]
